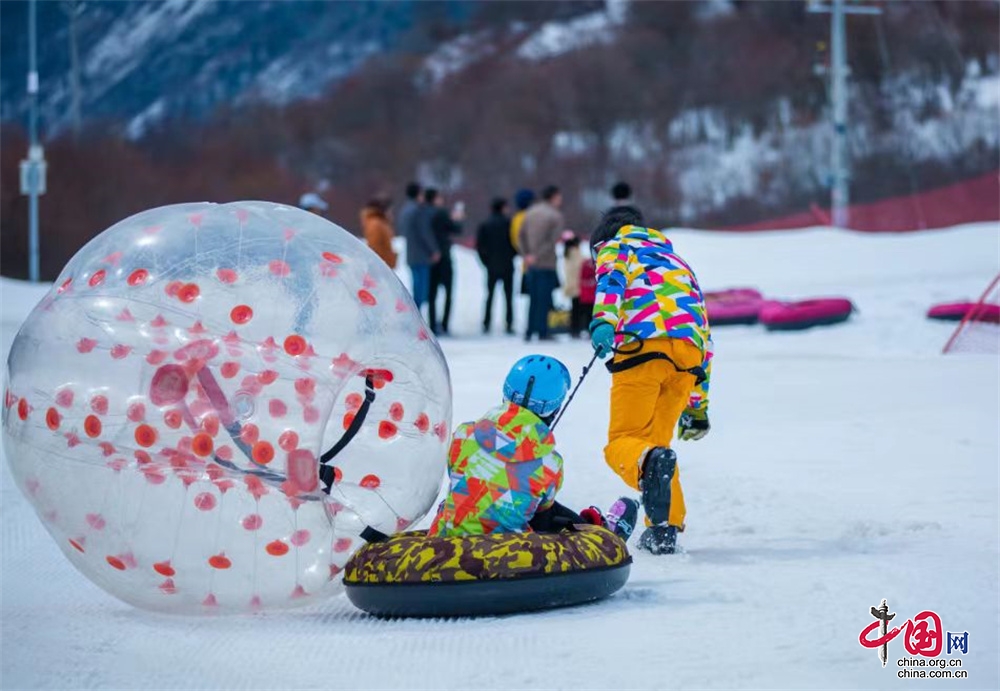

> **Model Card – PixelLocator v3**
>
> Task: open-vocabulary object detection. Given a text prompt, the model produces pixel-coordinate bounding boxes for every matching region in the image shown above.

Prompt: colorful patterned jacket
[593,225,713,410]
[429,402,563,537]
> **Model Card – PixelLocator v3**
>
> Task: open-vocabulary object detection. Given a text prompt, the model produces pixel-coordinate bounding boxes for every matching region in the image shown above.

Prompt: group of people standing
[474,185,567,339]
[474,181,636,341]
[302,180,637,341]
[397,183,464,335]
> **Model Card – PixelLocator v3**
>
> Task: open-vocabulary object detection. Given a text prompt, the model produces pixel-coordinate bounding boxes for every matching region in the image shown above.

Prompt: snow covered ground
[2,223,998,691]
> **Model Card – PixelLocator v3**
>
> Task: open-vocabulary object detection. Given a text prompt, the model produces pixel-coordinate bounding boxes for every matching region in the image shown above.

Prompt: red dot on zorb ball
[177,283,200,303]
[252,441,275,465]
[268,399,287,418]
[266,540,289,557]
[415,413,430,433]
[333,538,352,553]
[149,365,189,406]
[257,369,279,385]
[283,335,307,356]
[230,305,253,324]
[357,289,377,306]
[84,415,102,438]
[240,423,260,445]
[360,474,381,489]
[125,402,146,422]
[378,420,398,439]
[134,424,157,447]
[88,270,106,288]
[389,402,404,422]
[278,430,299,451]
[208,554,232,570]
[153,561,175,577]
[294,377,315,397]
[90,395,109,415]
[127,269,149,286]
[269,260,291,277]
[163,410,182,429]
[194,492,217,511]
[191,433,214,457]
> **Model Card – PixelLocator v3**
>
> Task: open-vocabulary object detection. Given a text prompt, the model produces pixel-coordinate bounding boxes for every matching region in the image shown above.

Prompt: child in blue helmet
[430,355,638,538]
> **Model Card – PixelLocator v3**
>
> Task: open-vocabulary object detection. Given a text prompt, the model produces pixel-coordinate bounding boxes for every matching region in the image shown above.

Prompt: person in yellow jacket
[588,206,713,555]
[509,188,536,252]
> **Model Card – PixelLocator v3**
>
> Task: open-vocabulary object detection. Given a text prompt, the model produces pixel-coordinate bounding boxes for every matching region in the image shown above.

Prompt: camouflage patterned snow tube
[343,525,631,617]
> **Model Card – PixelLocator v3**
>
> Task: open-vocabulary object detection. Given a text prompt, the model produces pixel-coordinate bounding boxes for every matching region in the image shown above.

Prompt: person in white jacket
[562,231,585,338]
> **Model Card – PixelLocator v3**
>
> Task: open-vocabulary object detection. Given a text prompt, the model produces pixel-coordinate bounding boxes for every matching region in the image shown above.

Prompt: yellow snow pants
[604,337,701,528]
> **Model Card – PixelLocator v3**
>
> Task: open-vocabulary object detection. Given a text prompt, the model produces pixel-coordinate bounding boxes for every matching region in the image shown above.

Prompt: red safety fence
[721,171,1000,232]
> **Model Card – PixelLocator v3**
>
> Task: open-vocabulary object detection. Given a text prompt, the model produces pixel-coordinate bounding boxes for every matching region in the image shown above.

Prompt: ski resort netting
[943,272,1000,354]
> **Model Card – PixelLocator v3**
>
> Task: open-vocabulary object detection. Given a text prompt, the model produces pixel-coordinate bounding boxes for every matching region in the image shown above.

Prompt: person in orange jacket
[361,199,397,269]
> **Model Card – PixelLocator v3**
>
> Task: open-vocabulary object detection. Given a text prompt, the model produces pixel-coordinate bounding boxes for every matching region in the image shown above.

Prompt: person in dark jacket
[520,184,565,342]
[424,188,463,336]
[401,182,439,317]
[476,197,516,335]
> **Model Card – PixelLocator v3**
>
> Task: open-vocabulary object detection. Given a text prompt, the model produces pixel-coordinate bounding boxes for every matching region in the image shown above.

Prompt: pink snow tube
[926,302,1000,324]
[760,298,854,331]
[705,288,764,326]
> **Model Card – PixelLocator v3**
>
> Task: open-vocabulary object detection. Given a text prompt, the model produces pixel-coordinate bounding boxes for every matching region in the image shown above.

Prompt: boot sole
[641,448,677,527]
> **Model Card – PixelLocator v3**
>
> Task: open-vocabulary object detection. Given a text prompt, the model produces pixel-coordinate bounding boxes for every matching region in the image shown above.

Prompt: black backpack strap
[606,351,706,386]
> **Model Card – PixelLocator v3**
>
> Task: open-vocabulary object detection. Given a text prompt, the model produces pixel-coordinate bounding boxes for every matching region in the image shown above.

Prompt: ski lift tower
[19,0,47,282]
[808,0,880,229]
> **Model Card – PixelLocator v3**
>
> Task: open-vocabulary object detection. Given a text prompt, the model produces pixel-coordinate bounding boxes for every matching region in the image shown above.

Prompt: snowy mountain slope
[1,0,609,136]
[1,223,998,690]
[515,5,624,61]
[0,1,422,135]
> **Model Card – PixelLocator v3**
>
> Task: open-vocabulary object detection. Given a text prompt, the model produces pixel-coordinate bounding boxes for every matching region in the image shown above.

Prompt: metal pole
[28,0,40,282]
[549,350,600,432]
[830,0,849,228]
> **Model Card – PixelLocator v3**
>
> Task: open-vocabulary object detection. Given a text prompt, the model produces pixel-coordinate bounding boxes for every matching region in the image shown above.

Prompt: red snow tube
[705,288,764,326]
[927,302,1000,324]
[760,298,854,331]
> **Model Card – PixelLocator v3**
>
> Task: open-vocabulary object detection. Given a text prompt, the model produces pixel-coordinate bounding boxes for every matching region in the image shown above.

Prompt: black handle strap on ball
[319,374,376,495]
[359,525,389,543]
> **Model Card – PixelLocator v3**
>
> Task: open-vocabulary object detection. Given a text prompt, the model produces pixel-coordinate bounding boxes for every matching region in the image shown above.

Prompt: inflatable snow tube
[760,298,854,331]
[927,302,1000,323]
[343,524,631,617]
[705,288,765,326]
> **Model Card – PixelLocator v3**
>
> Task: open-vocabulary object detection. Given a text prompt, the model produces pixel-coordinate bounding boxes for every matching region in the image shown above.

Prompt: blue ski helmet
[502,355,572,419]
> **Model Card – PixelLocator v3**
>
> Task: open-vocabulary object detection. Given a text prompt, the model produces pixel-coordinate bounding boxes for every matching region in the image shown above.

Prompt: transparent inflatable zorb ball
[2,202,451,614]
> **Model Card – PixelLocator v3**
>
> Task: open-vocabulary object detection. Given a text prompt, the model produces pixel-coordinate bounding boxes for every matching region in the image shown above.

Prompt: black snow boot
[640,447,677,527]
[637,524,679,555]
